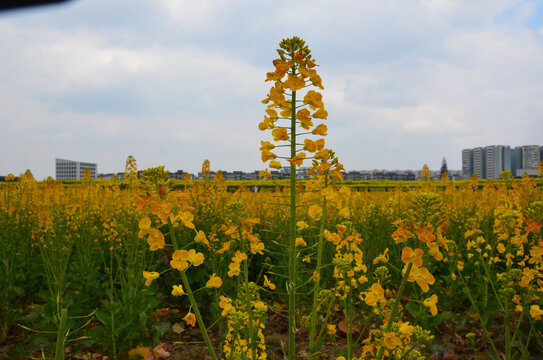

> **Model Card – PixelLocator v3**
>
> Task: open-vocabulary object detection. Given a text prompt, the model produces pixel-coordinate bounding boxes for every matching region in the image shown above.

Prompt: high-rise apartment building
[472,147,485,179]
[462,145,542,179]
[461,149,473,179]
[56,158,97,180]
[520,145,541,169]
[484,145,512,179]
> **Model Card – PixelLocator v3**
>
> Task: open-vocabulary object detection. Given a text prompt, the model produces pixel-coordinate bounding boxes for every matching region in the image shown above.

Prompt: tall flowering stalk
[260,37,333,360]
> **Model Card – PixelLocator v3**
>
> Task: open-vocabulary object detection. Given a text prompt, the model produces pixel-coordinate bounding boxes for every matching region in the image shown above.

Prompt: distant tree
[440,157,448,180]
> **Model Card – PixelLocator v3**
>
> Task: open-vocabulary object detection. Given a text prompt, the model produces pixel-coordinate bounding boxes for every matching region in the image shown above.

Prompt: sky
[1,0,542,179]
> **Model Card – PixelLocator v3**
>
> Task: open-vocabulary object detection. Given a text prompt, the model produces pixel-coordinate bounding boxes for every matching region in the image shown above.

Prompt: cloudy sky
[1,0,542,179]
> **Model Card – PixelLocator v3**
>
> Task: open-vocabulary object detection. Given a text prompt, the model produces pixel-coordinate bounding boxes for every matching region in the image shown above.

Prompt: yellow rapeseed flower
[423,294,438,315]
[530,305,543,320]
[206,273,223,288]
[383,332,402,350]
[263,275,276,290]
[171,284,184,296]
[143,271,159,287]
[183,312,196,327]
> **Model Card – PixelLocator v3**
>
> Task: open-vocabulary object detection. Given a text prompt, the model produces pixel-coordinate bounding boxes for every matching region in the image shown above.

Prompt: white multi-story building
[461,149,473,179]
[472,147,485,179]
[56,158,97,180]
[520,145,541,169]
[462,145,542,179]
[484,145,512,180]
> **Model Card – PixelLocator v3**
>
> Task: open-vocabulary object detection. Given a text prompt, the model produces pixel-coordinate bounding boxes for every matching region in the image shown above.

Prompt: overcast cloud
[1,0,542,179]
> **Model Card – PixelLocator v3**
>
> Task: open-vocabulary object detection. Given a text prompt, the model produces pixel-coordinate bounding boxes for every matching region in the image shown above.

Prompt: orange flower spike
[401,247,424,267]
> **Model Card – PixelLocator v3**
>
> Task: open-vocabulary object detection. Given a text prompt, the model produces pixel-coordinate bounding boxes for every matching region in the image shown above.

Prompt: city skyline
[462,144,542,179]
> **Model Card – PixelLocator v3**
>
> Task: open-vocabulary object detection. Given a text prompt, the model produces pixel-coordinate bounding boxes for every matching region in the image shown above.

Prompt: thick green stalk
[54,308,68,360]
[288,75,297,360]
[376,262,412,360]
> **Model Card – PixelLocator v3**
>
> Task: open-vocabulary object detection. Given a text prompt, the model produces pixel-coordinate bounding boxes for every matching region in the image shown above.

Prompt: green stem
[109,252,117,360]
[308,177,328,359]
[478,253,503,312]
[458,271,501,359]
[167,220,218,360]
[376,262,412,360]
[54,308,68,360]
[345,293,353,360]
[179,271,218,360]
[240,228,257,360]
[288,72,298,360]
